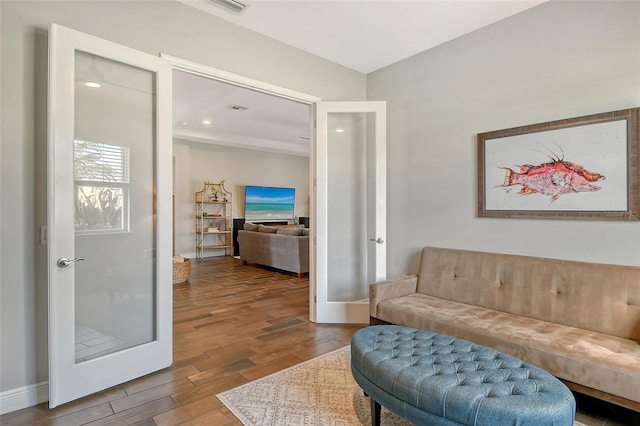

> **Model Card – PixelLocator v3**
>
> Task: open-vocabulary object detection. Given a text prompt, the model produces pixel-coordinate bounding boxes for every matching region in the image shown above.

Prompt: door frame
[162,57,388,326]
[161,55,321,105]
[161,54,324,319]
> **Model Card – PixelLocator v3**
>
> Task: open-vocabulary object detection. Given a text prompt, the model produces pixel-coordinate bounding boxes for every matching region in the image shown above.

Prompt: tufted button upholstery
[351,325,576,426]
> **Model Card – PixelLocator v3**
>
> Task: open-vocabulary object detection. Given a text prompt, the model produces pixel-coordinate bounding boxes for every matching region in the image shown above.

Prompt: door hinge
[314,295,317,304]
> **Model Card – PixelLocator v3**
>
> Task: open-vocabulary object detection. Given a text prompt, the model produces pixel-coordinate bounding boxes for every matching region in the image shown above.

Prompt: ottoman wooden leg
[370,397,381,426]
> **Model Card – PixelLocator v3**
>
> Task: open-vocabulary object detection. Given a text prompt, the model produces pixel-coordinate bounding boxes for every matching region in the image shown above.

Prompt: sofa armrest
[369,275,418,318]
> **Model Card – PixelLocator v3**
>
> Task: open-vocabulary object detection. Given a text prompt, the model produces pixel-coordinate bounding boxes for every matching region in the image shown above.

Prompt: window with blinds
[74,140,130,233]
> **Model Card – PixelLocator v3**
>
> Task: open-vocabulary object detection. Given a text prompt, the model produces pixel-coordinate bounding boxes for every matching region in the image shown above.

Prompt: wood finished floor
[1,257,362,425]
[1,256,638,425]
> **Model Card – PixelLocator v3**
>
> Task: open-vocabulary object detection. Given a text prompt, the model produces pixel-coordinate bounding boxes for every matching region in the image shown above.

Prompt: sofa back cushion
[416,247,640,341]
[237,230,309,273]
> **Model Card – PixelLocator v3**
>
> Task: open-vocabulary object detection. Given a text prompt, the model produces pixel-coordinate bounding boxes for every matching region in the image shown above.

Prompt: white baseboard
[0,381,48,414]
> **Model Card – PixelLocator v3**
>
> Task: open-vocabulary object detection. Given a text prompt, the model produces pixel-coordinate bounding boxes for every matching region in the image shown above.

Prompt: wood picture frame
[477,108,639,220]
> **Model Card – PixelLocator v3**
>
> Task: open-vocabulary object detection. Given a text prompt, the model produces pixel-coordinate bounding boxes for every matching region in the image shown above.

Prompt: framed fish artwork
[477,108,639,220]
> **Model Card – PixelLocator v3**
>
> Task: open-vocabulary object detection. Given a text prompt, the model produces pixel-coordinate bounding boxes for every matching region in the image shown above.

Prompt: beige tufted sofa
[370,246,640,411]
[238,223,309,278]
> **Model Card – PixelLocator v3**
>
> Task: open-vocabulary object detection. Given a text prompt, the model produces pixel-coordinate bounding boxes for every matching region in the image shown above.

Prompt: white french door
[47,24,172,407]
[311,101,387,324]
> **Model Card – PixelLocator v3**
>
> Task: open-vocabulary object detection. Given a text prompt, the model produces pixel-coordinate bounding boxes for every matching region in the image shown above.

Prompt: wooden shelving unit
[195,181,232,259]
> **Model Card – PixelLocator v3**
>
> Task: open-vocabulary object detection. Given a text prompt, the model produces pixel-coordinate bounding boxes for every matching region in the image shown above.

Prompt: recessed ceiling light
[336,129,345,133]
[181,121,188,126]
[202,120,212,125]
[83,56,104,88]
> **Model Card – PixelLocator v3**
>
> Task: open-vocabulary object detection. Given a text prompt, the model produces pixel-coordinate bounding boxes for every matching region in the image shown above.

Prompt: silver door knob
[57,257,86,268]
[369,237,384,244]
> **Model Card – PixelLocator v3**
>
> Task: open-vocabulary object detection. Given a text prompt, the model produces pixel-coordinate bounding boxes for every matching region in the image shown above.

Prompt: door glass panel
[73,51,156,363]
[326,112,376,302]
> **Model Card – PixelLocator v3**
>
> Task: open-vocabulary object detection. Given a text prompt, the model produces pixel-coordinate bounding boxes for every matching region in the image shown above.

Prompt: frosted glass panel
[327,112,376,302]
[73,51,156,363]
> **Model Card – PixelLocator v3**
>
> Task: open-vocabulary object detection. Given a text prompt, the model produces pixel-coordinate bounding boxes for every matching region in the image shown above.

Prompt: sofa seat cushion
[377,293,640,404]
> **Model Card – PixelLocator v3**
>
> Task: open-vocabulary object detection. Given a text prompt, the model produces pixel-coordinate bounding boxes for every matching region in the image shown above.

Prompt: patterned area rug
[217,346,406,425]
[217,346,586,426]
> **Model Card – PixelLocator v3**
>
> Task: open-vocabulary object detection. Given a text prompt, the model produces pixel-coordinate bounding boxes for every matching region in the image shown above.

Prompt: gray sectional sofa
[237,223,309,278]
[370,246,640,411]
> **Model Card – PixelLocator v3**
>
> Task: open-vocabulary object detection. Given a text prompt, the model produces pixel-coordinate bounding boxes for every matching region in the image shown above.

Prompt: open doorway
[166,57,385,326]
[169,64,316,264]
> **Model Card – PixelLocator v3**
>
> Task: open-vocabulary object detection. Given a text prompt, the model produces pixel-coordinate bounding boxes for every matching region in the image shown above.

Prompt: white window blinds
[74,140,130,183]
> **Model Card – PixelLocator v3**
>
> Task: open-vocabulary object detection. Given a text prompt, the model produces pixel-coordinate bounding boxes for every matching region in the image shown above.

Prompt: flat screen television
[244,185,295,222]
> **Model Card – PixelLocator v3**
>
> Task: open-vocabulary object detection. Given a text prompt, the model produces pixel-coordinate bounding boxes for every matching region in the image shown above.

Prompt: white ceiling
[173,71,312,156]
[178,0,546,74]
[173,0,547,155]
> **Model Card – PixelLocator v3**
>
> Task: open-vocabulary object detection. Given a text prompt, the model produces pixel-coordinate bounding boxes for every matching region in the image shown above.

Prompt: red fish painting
[501,158,605,202]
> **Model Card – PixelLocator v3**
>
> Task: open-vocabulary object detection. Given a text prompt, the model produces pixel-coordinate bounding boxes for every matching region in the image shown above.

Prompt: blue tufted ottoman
[351,325,576,426]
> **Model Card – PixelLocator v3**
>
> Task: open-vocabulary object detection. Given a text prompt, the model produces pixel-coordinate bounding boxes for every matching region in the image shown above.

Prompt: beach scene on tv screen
[245,186,295,221]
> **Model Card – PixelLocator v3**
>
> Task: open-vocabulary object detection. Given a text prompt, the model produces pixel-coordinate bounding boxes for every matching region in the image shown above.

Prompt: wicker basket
[173,258,191,284]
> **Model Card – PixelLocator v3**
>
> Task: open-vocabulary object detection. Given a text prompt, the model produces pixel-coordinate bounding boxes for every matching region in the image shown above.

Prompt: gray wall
[0,0,365,396]
[368,0,640,277]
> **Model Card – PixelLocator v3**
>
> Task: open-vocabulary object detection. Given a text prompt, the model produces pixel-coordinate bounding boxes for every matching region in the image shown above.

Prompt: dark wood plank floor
[1,256,638,425]
[1,257,363,425]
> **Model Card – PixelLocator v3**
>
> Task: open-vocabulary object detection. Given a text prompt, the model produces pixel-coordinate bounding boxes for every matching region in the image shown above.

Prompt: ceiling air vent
[205,0,247,14]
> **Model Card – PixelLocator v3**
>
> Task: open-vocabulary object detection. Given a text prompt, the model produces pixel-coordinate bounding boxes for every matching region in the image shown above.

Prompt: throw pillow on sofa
[244,222,259,231]
[258,225,278,233]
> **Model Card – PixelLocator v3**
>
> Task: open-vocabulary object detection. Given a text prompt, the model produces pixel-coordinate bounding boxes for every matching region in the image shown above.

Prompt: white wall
[368,0,640,277]
[0,0,365,404]
[173,139,310,258]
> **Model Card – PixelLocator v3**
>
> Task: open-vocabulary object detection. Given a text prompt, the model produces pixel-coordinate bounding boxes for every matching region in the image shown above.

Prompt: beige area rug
[217,346,586,426]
